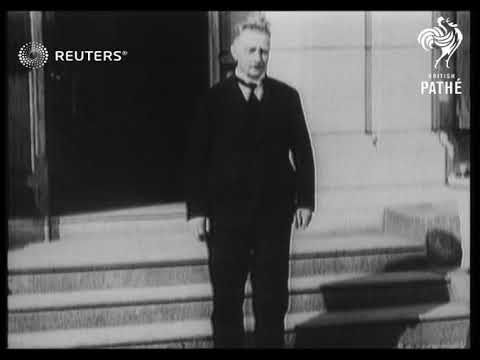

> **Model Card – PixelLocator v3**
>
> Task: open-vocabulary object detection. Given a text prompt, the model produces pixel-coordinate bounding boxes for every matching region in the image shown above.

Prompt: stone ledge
[384,202,462,268]
[9,271,448,313]
[384,202,461,242]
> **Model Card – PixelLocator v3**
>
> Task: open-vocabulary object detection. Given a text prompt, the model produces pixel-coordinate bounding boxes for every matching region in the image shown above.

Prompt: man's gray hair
[234,14,271,39]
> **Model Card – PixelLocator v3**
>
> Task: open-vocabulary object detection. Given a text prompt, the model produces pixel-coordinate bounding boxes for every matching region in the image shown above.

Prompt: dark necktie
[235,76,259,102]
[235,77,261,149]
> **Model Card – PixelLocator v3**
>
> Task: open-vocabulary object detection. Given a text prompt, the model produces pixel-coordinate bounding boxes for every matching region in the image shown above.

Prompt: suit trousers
[206,210,293,348]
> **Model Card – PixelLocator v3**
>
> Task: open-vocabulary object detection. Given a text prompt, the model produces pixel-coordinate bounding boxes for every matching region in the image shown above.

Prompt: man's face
[231,29,270,80]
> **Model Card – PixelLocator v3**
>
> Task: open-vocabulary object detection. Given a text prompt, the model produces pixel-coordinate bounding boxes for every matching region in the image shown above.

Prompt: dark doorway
[44,11,210,215]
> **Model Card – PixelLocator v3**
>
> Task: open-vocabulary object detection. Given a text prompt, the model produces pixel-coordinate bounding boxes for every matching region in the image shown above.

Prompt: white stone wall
[267,11,365,134]
[371,11,432,131]
[265,11,445,190]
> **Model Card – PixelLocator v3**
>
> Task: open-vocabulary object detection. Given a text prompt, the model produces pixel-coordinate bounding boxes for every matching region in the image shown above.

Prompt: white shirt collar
[234,67,265,86]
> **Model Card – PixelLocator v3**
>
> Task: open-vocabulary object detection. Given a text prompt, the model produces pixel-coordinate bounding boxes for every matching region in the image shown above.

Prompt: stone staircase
[8,186,470,348]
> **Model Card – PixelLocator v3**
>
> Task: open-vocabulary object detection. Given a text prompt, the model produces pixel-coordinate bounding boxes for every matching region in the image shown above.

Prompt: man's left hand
[294,208,313,230]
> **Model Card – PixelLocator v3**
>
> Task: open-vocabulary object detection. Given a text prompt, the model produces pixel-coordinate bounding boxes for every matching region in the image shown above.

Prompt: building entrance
[44,12,210,215]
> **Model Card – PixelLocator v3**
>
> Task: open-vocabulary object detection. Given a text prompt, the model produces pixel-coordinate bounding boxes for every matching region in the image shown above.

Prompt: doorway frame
[26,11,218,236]
[208,11,221,86]
[22,11,51,242]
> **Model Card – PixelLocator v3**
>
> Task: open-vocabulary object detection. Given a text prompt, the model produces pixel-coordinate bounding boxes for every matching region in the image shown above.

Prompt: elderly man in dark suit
[185,14,315,348]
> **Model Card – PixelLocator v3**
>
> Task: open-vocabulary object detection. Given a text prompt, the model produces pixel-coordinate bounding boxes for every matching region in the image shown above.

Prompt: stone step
[58,203,186,221]
[294,302,470,348]
[9,231,427,294]
[9,271,452,333]
[55,209,384,242]
[8,302,469,348]
[7,311,312,348]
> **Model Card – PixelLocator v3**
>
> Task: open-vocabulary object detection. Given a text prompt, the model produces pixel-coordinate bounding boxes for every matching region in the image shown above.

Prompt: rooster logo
[418,16,463,69]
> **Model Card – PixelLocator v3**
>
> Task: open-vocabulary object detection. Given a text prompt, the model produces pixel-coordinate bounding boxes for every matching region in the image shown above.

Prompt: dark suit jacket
[185,75,315,227]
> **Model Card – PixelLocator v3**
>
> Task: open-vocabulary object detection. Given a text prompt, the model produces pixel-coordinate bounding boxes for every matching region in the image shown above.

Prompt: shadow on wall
[424,229,463,269]
[292,231,465,348]
[292,281,461,348]
[294,320,423,348]
[7,218,46,251]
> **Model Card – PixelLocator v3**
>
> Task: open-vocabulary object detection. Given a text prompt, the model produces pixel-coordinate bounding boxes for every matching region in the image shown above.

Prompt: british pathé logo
[417,16,463,69]
[418,17,463,96]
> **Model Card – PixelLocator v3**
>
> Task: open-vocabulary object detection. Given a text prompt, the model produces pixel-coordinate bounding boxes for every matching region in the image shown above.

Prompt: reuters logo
[18,42,49,69]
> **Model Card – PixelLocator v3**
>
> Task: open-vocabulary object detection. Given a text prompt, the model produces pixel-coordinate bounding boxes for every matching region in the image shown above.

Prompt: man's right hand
[188,216,210,242]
